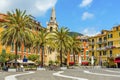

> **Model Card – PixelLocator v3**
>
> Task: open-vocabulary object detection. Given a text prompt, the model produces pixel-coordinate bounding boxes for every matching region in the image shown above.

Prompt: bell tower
[47,7,58,32]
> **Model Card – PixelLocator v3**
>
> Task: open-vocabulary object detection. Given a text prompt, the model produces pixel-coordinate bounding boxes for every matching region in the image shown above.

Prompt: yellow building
[89,25,120,65]
[0,13,11,54]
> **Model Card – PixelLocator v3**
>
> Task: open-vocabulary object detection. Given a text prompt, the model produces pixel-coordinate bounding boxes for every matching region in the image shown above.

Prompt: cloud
[0,0,57,17]
[82,12,94,20]
[81,28,100,36]
[79,0,93,8]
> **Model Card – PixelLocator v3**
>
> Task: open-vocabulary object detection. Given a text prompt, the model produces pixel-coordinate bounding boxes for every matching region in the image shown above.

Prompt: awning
[7,59,35,64]
[82,61,89,65]
[114,60,120,63]
[114,57,120,63]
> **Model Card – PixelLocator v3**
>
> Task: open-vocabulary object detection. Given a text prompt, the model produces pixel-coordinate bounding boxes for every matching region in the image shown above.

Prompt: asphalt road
[2,67,120,80]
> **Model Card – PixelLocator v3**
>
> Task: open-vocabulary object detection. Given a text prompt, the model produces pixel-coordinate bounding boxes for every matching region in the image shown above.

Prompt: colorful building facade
[89,25,120,65]
[68,36,89,65]
[1,8,120,66]
[0,8,59,65]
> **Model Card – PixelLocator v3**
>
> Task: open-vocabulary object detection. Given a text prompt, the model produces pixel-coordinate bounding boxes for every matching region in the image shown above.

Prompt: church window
[50,27,53,32]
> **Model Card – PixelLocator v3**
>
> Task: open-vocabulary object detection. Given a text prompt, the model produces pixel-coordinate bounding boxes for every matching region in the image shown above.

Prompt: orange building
[79,36,89,65]
[67,36,89,65]
[0,13,43,59]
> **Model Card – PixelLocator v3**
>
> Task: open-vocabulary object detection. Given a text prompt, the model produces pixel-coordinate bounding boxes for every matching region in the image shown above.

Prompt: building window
[18,46,21,51]
[99,51,102,56]
[108,34,113,38]
[103,51,106,55]
[110,50,112,57]
[86,51,89,55]
[99,44,101,48]
[101,31,104,34]
[104,37,107,41]
[119,32,120,36]
[92,52,94,56]
[92,39,94,42]
[116,27,118,31]
[50,27,53,32]
[108,41,113,46]
[99,38,102,42]
[92,45,94,48]
[75,55,78,62]
[70,56,73,62]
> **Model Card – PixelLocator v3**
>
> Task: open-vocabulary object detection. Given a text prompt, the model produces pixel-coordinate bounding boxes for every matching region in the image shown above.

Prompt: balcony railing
[102,40,107,43]
[97,41,102,44]
[97,47,107,51]
[106,45,116,49]
[100,47,105,50]
[89,42,95,45]
[89,48,94,51]
[96,48,100,50]
[97,40,107,44]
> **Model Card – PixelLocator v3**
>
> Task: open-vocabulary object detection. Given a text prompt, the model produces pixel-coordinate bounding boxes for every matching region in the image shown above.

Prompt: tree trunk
[21,43,24,59]
[60,49,62,67]
[73,51,75,65]
[40,46,44,67]
[15,42,18,68]
[60,43,62,67]
[67,52,70,67]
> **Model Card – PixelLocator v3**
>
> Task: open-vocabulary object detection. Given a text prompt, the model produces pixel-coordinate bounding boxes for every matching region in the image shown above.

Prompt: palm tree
[71,35,81,65]
[33,30,50,67]
[0,9,34,67]
[51,27,72,67]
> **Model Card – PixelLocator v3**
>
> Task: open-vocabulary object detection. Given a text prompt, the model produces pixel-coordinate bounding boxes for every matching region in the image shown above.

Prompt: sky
[0,0,120,36]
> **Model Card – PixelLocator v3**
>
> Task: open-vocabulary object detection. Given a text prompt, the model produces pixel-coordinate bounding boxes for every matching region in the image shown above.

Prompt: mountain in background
[68,32,83,36]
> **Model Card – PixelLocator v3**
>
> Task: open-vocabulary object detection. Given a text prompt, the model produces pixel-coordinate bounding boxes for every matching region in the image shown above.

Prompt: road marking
[5,71,35,80]
[84,70,120,77]
[53,71,88,80]
[104,69,120,73]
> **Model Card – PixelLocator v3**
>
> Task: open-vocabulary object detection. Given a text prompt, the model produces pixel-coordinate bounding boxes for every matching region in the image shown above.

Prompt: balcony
[96,48,102,51]
[102,40,107,44]
[97,41,102,44]
[96,47,107,51]
[89,48,94,51]
[89,42,95,45]
[101,47,107,51]
[106,45,116,49]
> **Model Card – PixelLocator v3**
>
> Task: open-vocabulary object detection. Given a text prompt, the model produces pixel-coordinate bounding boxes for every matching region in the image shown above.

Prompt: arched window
[50,27,53,32]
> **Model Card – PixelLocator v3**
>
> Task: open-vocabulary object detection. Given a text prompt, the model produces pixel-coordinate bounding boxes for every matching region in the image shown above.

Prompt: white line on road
[104,69,120,73]
[53,71,88,80]
[84,70,120,77]
[5,71,35,80]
